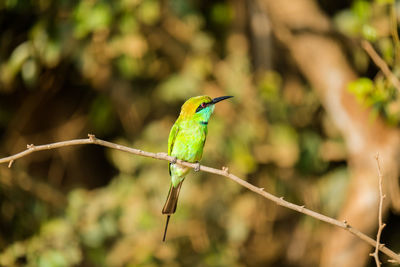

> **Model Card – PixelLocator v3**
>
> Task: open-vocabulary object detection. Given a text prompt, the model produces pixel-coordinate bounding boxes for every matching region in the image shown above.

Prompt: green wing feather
[168,122,179,175]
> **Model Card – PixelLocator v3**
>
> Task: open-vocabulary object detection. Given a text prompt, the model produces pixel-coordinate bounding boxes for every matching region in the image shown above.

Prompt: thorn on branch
[88,134,96,142]
[259,187,264,191]
[8,160,14,168]
[222,166,229,174]
[194,162,201,172]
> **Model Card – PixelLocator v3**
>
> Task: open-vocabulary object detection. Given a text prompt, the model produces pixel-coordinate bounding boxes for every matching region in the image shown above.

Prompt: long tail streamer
[162,215,171,242]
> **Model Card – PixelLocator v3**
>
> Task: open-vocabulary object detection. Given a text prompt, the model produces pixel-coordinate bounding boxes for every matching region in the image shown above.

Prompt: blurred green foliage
[0,0,398,266]
[334,0,377,41]
[335,0,400,125]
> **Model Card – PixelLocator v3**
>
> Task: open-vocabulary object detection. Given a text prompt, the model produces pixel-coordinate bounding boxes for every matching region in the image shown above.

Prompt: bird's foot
[171,157,177,164]
[194,162,201,172]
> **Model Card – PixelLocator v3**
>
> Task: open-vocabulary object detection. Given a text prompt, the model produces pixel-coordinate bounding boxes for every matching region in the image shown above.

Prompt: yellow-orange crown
[179,95,212,119]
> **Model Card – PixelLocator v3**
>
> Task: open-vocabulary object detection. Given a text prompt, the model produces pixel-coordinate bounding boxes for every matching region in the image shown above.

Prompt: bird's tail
[162,181,183,214]
[162,181,183,241]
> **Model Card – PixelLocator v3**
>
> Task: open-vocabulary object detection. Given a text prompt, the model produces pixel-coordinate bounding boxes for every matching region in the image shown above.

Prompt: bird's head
[179,95,233,121]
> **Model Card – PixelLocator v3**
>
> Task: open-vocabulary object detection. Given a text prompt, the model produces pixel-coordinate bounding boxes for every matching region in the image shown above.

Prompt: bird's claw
[194,162,201,172]
[171,157,177,164]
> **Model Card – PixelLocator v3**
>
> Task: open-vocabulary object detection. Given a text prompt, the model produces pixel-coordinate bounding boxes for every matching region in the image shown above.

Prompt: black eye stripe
[196,102,210,113]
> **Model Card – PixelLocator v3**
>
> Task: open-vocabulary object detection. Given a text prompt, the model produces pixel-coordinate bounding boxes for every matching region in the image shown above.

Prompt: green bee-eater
[162,95,233,241]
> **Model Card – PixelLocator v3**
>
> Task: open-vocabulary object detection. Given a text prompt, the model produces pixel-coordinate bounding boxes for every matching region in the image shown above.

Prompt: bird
[162,95,233,241]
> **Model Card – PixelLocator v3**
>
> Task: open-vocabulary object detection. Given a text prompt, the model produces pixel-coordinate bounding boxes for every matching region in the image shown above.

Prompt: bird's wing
[168,122,180,175]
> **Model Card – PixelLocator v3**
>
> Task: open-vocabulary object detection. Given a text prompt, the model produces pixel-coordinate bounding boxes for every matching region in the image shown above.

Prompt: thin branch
[1,134,400,264]
[370,154,386,266]
[361,40,400,92]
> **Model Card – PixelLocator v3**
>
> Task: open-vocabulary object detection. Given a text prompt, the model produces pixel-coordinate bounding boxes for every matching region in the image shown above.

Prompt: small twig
[361,40,400,92]
[370,154,387,266]
[0,135,400,264]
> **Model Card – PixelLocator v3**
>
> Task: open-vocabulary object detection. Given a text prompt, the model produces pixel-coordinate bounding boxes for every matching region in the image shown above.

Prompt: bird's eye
[196,102,207,113]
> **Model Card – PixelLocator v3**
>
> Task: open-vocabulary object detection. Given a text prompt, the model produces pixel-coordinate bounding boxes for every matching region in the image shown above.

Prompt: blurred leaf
[333,0,373,38]
[348,77,396,119]
[4,0,18,8]
[334,10,360,36]
[137,0,160,25]
[116,55,141,78]
[352,0,371,21]
[361,24,377,41]
[211,3,234,26]
[74,2,112,38]
[1,42,32,86]
[269,124,299,168]
[191,32,214,53]
[258,71,288,122]
[231,141,257,174]
[318,168,349,216]
[89,95,117,136]
[108,139,139,173]
[21,58,38,86]
[157,73,201,102]
[378,37,394,66]
[42,40,62,67]
[118,13,139,34]
[348,77,374,102]
[298,131,328,174]
[258,71,282,101]
[37,250,68,267]
[169,0,196,17]
[375,0,394,4]
[352,47,370,72]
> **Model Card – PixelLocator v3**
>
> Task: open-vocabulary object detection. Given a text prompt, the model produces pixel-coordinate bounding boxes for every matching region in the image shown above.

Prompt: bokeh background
[1,0,400,266]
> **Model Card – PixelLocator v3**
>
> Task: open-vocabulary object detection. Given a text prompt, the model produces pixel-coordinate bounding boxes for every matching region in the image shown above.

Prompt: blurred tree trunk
[247,0,273,72]
[257,0,400,266]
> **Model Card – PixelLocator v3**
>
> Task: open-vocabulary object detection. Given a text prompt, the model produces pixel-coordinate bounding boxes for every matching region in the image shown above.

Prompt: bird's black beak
[211,96,233,104]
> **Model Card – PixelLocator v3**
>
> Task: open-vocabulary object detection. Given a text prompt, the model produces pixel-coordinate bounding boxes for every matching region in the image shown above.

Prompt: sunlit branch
[370,154,386,266]
[1,134,400,264]
[361,40,400,92]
